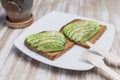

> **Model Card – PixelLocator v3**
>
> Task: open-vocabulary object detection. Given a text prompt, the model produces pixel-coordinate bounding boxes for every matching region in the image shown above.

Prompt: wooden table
[0,0,120,80]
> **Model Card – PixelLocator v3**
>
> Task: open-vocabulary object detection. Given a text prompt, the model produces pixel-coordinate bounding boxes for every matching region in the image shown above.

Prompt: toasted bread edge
[24,38,74,60]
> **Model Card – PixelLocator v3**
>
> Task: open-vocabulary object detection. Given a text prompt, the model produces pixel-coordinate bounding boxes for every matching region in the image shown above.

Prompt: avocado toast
[24,19,106,60]
[61,19,106,48]
[24,31,74,60]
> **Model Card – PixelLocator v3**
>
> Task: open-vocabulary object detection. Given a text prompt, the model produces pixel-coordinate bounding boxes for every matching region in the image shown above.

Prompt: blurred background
[0,0,120,80]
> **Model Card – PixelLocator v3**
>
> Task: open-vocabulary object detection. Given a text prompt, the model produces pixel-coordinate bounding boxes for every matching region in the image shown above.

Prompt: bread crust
[60,19,106,48]
[24,37,74,60]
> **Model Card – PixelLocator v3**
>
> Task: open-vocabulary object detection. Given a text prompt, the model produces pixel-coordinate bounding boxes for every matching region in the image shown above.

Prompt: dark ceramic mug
[1,0,33,22]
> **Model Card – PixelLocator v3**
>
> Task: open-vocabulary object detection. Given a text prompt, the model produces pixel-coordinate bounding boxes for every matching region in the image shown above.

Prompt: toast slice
[60,19,106,48]
[24,37,74,60]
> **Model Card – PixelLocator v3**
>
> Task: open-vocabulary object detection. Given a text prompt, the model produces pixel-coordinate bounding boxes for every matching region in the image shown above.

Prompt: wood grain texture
[0,0,120,80]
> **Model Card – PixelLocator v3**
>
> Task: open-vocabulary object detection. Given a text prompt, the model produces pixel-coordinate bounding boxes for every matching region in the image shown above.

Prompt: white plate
[14,11,115,71]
